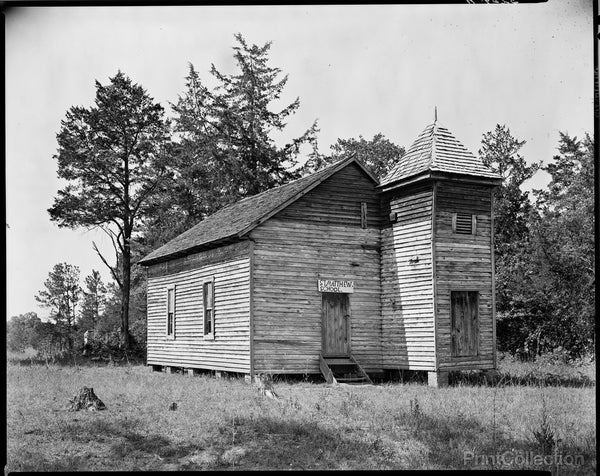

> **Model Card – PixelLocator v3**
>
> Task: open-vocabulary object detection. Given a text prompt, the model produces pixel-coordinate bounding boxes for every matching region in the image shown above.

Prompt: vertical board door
[321,292,350,357]
[451,291,479,357]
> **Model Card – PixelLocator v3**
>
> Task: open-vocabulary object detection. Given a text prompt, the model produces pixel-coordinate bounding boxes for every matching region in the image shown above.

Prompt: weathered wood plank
[381,184,436,370]
[147,254,251,372]
[434,180,495,370]
[251,166,383,373]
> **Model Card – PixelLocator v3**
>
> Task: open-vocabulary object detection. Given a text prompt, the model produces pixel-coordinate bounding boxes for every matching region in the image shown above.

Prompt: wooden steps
[320,353,373,385]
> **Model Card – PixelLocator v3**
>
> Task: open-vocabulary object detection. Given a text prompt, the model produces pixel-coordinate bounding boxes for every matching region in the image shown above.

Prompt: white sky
[5,2,594,320]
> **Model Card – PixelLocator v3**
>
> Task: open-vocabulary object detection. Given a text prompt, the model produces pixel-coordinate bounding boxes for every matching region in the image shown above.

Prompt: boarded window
[451,291,479,357]
[452,213,476,235]
[203,278,215,337]
[361,202,368,229]
[166,285,175,337]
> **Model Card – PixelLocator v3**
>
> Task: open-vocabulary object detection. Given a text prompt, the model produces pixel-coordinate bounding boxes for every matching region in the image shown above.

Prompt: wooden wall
[380,183,436,370]
[433,181,495,370]
[250,162,383,374]
[146,241,252,373]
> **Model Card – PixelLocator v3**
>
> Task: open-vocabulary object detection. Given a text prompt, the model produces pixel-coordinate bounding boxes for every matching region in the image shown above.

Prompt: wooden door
[321,293,350,357]
[451,291,479,357]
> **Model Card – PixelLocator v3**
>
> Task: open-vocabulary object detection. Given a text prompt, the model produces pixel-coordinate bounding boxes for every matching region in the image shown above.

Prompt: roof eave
[376,171,433,193]
[377,170,502,193]
[429,171,503,187]
[137,234,242,267]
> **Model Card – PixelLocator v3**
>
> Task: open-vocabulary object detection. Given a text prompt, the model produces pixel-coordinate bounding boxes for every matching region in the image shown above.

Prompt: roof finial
[434,106,437,123]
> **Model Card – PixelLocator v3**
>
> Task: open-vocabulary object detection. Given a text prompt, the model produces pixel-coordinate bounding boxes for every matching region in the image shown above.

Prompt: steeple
[379,119,501,189]
[431,109,438,171]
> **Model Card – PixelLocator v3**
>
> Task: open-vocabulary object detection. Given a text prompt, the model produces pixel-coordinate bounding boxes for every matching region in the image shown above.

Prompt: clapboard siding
[276,162,382,228]
[251,163,382,374]
[381,184,436,370]
[434,181,495,370]
[146,242,251,373]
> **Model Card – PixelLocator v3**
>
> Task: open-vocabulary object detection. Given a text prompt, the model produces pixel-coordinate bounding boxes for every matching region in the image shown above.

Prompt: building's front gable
[249,161,383,374]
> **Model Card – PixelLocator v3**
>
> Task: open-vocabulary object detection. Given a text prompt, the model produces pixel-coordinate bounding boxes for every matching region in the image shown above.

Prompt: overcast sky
[5,1,594,320]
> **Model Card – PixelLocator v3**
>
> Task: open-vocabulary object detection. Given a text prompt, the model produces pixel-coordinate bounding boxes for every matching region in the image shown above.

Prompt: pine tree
[35,263,81,352]
[48,71,171,349]
[173,34,317,207]
[139,34,318,255]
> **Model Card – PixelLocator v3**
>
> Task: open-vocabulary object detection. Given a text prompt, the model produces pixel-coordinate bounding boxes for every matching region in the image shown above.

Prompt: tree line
[7,266,142,358]
[7,34,594,361]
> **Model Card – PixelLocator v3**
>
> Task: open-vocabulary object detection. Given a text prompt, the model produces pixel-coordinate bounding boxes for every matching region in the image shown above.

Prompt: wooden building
[138,120,502,386]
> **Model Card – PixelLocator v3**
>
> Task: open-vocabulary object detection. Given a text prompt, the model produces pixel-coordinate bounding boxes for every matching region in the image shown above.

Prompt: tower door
[451,291,479,357]
[321,292,350,357]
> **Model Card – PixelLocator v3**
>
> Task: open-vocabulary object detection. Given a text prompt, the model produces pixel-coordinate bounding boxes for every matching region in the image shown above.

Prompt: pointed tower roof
[379,120,501,190]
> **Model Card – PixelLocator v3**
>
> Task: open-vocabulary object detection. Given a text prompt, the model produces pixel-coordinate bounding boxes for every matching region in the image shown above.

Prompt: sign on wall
[318,280,354,293]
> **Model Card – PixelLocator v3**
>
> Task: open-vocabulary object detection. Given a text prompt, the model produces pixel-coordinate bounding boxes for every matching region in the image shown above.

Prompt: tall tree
[532,132,595,356]
[161,34,318,224]
[299,133,405,179]
[48,71,170,349]
[209,34,318,197]
[478,125,540,355]
[478,124,540,258]
[35,263,81,352]
[490,130,594,358]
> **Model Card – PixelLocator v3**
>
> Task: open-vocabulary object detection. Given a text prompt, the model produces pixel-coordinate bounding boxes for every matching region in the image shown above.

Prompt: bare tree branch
[92,241,123,289]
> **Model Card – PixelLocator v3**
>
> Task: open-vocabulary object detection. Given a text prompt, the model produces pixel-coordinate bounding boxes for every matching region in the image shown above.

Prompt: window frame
[166,284,176,339]
[452,212,477,235]
[203,277,215,339]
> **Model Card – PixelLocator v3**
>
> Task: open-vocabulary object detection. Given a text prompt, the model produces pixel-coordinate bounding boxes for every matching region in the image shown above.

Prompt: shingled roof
[138,156,377,266]
[379,121,501,189]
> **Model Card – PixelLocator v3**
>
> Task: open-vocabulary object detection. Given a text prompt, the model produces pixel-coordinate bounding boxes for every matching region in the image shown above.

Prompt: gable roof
[138,156,378,266]
[379,121,502,189]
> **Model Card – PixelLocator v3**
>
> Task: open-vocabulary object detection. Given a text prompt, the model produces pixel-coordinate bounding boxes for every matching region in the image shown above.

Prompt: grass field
[5,351,596,472]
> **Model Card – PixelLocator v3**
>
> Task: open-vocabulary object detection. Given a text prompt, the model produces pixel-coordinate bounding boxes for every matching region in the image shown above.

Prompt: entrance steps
[319,354,373,385]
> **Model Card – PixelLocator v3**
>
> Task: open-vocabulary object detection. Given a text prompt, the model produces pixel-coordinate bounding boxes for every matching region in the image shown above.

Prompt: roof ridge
[430,120,438,169]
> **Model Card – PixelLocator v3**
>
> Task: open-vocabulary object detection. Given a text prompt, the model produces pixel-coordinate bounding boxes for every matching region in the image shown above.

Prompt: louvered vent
[453,213,475,235]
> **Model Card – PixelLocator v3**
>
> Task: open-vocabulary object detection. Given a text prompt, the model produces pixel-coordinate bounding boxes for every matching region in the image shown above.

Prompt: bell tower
[377,118,502,386]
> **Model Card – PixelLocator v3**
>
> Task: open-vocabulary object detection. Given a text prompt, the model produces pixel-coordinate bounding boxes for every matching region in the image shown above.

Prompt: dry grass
[6,352,596,472]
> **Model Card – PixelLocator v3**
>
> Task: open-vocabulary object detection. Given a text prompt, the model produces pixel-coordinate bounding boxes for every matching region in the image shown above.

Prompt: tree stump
[68,387,107,411]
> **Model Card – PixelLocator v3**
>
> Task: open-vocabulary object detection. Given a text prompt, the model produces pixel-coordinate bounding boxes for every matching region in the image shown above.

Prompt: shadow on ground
[389,408,593,473]
[11,414,389,471]
[8,407,595,472]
